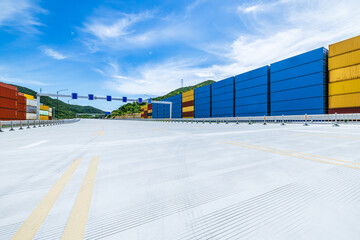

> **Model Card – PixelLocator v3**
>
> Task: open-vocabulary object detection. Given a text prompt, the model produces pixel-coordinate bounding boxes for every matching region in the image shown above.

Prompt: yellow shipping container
[328,49,360,70]
[329,64,360,82]
[182,90,194,97]
[329,35,360,57]
[329,93,360,108]
[329,79,360,96]
[183,116,194,119]
[182,95,194,102]
[23,93,34,100]
[148,109,152,113]
[39,115,49,120]
[40,105,50,111]
[182,106,194,112]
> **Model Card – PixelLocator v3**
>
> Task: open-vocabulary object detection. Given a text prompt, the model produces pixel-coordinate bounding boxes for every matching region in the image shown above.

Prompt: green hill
[11,84,104,119]
[111,80,215,117]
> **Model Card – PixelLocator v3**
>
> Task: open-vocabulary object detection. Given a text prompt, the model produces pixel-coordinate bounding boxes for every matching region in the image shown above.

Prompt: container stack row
[0,82,18,120]
[195,85,211,118]
[328,35,360,113]
[17,93,27,120]
[25,94,37,120]
[211,77,235,117]
[182,90,194,118]
[235,66,269,116]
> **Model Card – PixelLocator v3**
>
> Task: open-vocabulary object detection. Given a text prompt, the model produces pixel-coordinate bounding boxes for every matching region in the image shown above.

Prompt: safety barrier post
[304,114,309,126]
[281,115,285,126]
[217,118,219,124]
[333,112,339,127]
[226,119,228,124]
[38,120,41,127]
[19,121,24,130]
[33,120,36,128]
[27,120,30,129]
[248,116,252,125]
[236,117,239,124]
[10,121,14,131]
[203,118,205,124]
[0,121,3,132]
[263,116,267,125]
[43,121,46,127]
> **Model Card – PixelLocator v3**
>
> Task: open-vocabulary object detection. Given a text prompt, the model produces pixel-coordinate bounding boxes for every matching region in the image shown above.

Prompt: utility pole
[56,89,68,119]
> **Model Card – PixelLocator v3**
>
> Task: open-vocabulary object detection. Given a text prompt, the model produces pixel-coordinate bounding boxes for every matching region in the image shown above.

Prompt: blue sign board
[105,112,111,115]
[148,98,152,104]
[138,98,142,103]
[88,94,94,100]
[72,93,78,99]
[122,97,127,103]
[106,95,112,101]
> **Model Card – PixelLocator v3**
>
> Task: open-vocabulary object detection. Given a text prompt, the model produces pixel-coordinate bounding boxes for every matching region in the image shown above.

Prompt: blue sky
[0,0,359,111]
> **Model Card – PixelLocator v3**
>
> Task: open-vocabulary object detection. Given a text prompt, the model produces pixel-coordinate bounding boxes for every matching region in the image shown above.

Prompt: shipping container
[18,103,26,112]
[0,97,17,109]
[26,99,37,107]
[328,49,360,71]
[40,105,50,111]
[17,111,26,120]
[23,93,34,100]
[0,108,17,119]
[40,110,49,116]
[39,115,49,120]
[26,113,37,120]
[195,85,211,118]
[329,79,360,96]
[329,92,360,108]
[0,84,17,100]
[328,107,360,114]
[270,47,328,115]
[329,64,360,82]
[329,35,360,57]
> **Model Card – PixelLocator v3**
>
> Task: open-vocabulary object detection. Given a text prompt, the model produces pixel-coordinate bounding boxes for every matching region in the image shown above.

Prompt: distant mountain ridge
[111,80,215,117]
[11,84,104,119]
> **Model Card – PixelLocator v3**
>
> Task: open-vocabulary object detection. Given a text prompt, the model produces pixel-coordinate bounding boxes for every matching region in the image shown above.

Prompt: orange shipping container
[0,97,17,109]
[0,108,17,119]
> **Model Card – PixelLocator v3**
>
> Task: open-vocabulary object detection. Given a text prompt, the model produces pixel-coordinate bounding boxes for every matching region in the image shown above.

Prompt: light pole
[56,89,68,119]
[67,99,72,119]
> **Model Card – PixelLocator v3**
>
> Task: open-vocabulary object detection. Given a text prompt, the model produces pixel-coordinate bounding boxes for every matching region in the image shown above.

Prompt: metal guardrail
[0,119,80,132]
[117,113,360,126]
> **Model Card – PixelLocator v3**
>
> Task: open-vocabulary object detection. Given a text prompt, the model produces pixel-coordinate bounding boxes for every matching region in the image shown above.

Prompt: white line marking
[19,140,49,149]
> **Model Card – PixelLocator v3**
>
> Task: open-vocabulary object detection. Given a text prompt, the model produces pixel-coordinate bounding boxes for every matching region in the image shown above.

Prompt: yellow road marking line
[233,141,360,166]
[292,132,360,140]
[11,159,82,240]
[61,156,99,240]
[222,141,360,171]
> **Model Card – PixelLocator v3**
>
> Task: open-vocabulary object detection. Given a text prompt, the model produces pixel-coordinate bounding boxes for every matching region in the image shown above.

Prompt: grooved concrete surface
[1,119,360,240]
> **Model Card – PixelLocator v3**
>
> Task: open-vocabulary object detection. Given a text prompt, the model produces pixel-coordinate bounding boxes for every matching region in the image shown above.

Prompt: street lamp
[56,89,68,119]
[67,99,72,119]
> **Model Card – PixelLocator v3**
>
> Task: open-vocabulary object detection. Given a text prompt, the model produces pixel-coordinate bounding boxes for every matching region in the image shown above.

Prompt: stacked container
[195,85,211,118]
[144,104,148,119]
[49,108,53,120]
[182,90,194,118]
[147,104,152,119]
[328,35,360,113]
[212,77,235,117]
[40,105,50,120]
[152,103,158,118]
[235,66,270,116]
[270,47,328,116]
[158,102,165,118]
[0,82,18,120]
[141,105,145,119]
[17,93,27,120]
[25,94,37,120]
[171,94,182,118]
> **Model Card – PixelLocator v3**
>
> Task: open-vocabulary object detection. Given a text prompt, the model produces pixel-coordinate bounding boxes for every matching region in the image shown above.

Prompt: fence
[0,119,80,132]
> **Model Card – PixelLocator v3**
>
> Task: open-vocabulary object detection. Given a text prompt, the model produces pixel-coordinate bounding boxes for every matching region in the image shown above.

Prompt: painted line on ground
[11,158,82,240]
[222,141,360,170]
[19,140,49,149]
[61,156,99,240]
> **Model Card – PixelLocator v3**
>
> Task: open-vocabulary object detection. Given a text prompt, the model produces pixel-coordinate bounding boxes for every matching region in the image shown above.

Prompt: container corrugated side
[328,107,360,114]
[271,85,326,102]
[0,86,17,100]
[0,108,17,119]
[328,49,360,70]
[235,66,269,82]
[0,97,17,109]
[26,113,36,120]
[329,93,360,108]
[329,79,360,96]
[329,64,360,82]
[39,115,49,120]
[40,110,49,116]
[40,105,50,111]
[329,35,360,57]
[23,93,34,100]
[271,72,326,92]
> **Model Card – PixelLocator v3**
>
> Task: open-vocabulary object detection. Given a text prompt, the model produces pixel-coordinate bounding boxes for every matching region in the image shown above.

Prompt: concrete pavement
[1,119,360,239]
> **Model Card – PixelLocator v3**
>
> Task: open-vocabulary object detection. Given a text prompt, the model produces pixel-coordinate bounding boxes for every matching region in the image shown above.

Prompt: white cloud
[83,11,152,40]
[41,47,68,60]
[101,0,360,96]
[0,0,46,32]
[0,74,49,86]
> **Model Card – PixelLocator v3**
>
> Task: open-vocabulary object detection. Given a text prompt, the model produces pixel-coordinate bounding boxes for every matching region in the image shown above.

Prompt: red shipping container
[148,104,152,110]
[329,107,360,114]
[0,108,17,119]
[17,111,26,120]
[0,96,17,109]
[18,103,26,112]
[0,82,17,100]
[17,93,26,104]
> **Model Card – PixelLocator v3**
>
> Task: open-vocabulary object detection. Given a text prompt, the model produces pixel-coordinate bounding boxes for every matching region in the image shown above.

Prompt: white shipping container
[27,99,37,107]
[26,113,37,120]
